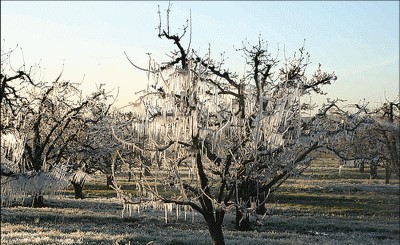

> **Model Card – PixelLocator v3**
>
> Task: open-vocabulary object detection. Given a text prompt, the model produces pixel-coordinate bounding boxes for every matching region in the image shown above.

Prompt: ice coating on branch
[1,131,26,170]
[1,165,70,206]
[1,129,74,206]
[109,33,345,230]
[113,52,308,216]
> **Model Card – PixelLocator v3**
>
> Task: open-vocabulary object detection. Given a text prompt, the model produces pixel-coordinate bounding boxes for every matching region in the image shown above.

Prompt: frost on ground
[1,188,399,245]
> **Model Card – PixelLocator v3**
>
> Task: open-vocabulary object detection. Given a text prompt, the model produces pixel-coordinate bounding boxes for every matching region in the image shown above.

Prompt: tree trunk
[235,178,254,231]
[370,164,378,179]
[194,152,225,244]
[72,182,85,199]
[204,214,225,245]
[106,175,115,189]
[359,161,365,173]
[256,203,266,215]
[32,194,44,207]
[143,164,151,176]
[235,207,251,231]
[255,190,267,215]
[385,167,391,184]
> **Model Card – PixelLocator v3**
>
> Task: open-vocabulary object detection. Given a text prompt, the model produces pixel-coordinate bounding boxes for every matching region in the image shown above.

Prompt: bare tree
[326,99,399,183]
[110,5,347,244]
[70,109,137,197]
[376,101,400,182]
[1,46,114,206]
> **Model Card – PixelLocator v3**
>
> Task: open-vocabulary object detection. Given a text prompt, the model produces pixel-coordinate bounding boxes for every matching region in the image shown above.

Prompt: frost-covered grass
[1,158,399,244]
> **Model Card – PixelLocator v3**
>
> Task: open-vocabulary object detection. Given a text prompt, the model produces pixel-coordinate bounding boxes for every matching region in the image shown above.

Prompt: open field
[1,156,399,244]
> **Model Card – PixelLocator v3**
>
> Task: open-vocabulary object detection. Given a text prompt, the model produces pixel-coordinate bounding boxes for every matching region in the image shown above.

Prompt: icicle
[164,204,168,224]
[169,203,173,216]
[184,205,187,221]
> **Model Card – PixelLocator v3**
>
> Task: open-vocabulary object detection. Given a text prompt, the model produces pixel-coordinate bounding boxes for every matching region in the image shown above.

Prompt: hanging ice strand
[176,204,179,220]
[165,203,168,224]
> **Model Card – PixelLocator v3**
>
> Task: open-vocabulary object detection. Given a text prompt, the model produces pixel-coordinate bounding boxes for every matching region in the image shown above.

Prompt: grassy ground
[1,155,399,244]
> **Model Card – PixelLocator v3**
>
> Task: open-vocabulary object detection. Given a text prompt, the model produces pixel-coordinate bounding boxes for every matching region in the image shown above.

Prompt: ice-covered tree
[71,110,138,197]
[1,46,114,206]
[111,5,343,244]
[326,99,399,183]
[1,45,39,134]
[374,101,400,182]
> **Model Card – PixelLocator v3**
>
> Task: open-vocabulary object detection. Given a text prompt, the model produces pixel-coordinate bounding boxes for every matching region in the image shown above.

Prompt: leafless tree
[326,99,399,183]
[70,109,138,197]
[109,5,351,244]
[1,46,114,206]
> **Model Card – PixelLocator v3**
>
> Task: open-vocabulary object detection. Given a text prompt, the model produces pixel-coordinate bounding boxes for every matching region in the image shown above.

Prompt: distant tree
[0,46,114,206]
[110,5,351,244]
[70,109,137,197]
[60,99,127,199]
[327,100,399,183]
[375,101,400,182]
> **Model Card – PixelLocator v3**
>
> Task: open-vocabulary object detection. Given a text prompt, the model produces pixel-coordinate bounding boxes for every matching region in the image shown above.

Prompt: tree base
[32,195,44,207]
[72,182,85,199]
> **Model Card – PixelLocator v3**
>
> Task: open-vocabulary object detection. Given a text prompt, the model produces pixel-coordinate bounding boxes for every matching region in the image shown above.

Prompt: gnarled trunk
[235,207,251,231]
[235,178,255,231]
[203,213,225,245]
[195,152,226,244]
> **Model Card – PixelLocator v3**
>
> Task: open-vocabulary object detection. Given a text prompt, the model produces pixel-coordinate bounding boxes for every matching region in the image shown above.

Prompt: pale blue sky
[1,1,399,108]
